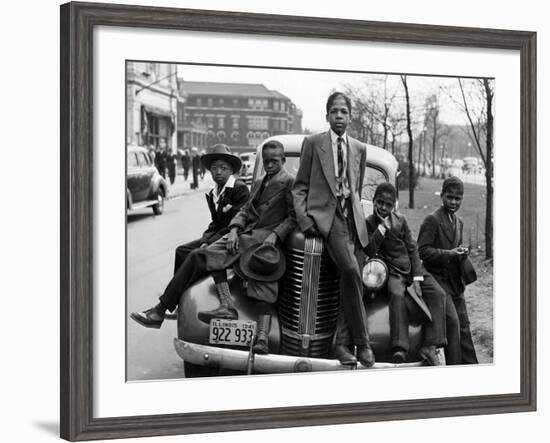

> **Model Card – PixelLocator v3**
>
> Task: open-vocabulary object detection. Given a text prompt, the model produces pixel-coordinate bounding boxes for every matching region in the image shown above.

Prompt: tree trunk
[432,113,438,177]
[484,79,494,260]
[401,76,415,209]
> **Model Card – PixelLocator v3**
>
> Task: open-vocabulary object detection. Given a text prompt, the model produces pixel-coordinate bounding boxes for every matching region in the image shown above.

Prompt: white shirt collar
[210,175,235,205]
[329,129,348,145]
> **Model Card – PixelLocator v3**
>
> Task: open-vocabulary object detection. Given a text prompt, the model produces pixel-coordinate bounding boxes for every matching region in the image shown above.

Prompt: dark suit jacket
[203,167,297,271]
[417,206,465,294]
[292,131,369,247]
[200,179,250,245]
[365,211,424,278]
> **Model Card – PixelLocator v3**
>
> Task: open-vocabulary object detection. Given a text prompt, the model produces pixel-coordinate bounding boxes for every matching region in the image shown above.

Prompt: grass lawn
[397,177,494,363]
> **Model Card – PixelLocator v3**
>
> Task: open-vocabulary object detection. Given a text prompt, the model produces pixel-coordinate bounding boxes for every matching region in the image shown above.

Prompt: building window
[218,117,224,128]
[248,116,269,130]
[273,101,279,111]
[262,132,270,140]
[196,98,202,107]
[217,131,226,142]
[231,131,239,142]
[281,102,286,112]
[219,98,224,107]
[232,116,239,129]
[207,116,214,128]
[233,98,239,107]
[207,98,213,107]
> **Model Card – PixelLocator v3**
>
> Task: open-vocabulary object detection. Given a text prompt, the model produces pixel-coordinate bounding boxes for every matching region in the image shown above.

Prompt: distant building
[177,80,303,151]
[126,62,180,152]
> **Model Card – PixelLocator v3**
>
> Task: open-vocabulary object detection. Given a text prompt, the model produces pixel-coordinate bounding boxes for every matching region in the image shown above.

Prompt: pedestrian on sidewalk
[190,146,200,189]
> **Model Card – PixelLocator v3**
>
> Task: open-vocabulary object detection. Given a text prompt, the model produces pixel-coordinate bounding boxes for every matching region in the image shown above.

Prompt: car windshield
[254,154,389,201]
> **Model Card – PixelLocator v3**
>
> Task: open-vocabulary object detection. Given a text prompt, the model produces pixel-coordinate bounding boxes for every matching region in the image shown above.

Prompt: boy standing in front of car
[418,176,479,364]
[292,92,374,367]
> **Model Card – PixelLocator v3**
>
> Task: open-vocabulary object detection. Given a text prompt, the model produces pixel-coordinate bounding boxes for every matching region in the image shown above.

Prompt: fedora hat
[201,144,242,173]
[239,243,286,282]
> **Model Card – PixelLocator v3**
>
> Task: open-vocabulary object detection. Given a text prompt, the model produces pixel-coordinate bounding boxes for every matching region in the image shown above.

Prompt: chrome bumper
[174,339,424,373]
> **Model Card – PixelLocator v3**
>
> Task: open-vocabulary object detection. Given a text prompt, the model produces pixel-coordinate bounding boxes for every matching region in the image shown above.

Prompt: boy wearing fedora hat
[131,141,296,356]
[173,144,249,272]
[418,176,479,364]
[336,183,461,365]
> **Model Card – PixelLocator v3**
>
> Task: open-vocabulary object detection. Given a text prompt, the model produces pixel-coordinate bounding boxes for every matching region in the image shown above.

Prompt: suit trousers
[432,277,478,364]
[386,274,459,354]
[327,204,370,346]
[174,238,202,274]
[160,237,229,312]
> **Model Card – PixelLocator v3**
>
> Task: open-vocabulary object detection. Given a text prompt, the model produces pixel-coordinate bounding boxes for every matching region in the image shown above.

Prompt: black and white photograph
[126,61,494,381]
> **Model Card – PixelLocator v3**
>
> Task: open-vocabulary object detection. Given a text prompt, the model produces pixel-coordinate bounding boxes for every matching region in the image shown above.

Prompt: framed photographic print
[60,1,536,441]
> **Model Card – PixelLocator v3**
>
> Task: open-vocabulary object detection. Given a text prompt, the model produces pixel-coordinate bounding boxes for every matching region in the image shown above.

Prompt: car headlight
[362,258,389,291]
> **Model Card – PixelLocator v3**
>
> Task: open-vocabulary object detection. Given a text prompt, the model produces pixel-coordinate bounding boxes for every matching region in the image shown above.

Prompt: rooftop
[178,80,290,99]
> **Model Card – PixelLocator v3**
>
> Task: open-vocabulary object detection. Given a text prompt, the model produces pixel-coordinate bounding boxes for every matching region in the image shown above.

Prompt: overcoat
[200,167,296,302]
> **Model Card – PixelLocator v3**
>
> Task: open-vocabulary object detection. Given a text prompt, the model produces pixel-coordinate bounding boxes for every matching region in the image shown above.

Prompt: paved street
[126,174,215,381]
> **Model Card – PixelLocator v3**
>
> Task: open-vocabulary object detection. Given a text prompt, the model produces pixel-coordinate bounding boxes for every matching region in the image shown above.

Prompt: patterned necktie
[337,137,347,212]
[337,137,344,186]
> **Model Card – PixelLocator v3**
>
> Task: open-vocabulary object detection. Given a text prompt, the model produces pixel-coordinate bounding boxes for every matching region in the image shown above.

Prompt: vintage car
[238,151,257,185]
[127,145,169,215]
[174,134,425,377]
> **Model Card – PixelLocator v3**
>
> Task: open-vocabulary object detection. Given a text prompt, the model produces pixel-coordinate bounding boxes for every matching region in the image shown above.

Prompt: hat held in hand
[239,243,286,282]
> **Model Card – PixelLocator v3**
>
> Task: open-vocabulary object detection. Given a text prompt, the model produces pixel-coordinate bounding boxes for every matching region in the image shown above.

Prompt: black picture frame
[60,1,537,441]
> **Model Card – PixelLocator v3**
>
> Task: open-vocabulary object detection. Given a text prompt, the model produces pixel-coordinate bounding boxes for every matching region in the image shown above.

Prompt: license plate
[209,319,257,347]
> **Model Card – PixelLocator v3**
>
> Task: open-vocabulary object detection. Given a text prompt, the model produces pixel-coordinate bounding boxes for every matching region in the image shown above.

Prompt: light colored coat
[292,131,369,247]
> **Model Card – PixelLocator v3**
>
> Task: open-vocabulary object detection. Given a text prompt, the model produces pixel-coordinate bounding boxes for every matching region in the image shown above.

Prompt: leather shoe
[392,349,407,364]
[333,345,357,366]
[419,345,441,366]
[252,336,269,354]
[198,306,238,324]
[130,307,165,329]
[357,345,375,367]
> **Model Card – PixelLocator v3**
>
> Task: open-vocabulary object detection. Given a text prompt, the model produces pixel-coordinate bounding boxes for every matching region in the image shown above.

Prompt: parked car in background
[462,156,481,174]
[174,134,427,377]
[238,152,257,185]
[127,145,169,215]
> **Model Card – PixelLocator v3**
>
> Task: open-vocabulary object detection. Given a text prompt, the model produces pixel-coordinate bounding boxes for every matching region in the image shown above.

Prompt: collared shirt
[329,129,350,199]
[209,175,235,209]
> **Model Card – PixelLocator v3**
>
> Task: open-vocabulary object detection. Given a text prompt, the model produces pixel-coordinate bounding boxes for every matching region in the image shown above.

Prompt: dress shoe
[333,345,357,366]
[357,344,375,367]
[392,349,407,364]
[130,307,165,329]
[197,306,238,324]
[252,336,269,354]
[419,345,441,366]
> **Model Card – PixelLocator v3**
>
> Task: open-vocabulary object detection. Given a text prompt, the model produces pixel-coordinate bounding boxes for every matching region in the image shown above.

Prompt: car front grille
[279,236,340,357]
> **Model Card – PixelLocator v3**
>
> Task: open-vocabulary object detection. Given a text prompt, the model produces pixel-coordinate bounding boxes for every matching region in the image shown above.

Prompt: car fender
[177,272,280,353]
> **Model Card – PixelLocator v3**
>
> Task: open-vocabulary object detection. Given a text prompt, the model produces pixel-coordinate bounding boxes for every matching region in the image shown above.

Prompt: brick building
[177,80,303,152]
[126,62,180,152]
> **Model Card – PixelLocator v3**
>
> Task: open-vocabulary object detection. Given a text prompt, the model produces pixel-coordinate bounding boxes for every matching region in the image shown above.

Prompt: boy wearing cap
[360,183,461,365]
[418,176,479,364]
[173,144,250,272]
[131,141,296,355]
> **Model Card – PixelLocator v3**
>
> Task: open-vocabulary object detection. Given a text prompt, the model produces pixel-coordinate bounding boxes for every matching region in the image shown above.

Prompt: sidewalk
[165,170,215,200]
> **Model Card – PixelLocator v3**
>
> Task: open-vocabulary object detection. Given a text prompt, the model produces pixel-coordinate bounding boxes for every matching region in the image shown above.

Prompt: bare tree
[401,75,415,208]
[457,78,494,259]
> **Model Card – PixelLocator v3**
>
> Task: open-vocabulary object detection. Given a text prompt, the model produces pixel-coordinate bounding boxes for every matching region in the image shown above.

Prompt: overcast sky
[177,64,484,133]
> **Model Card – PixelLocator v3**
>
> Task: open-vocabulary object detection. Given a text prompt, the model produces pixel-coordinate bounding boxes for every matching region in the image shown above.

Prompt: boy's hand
[263,232,278,246]
[226,229,240,254]
[450,247,468,259]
